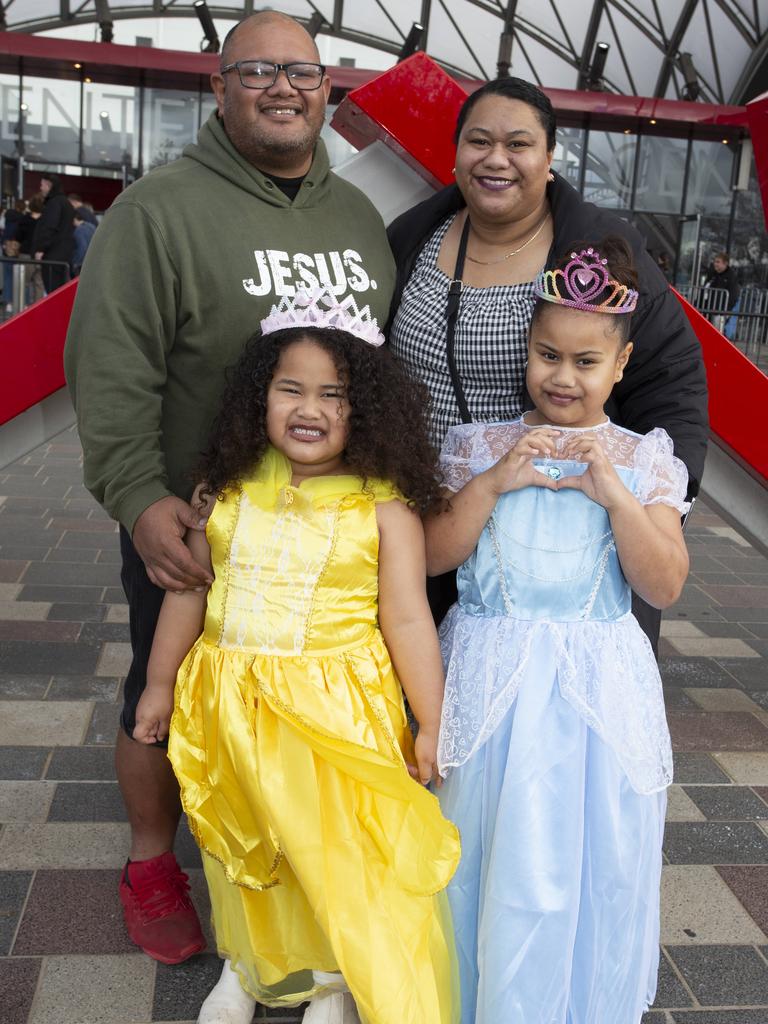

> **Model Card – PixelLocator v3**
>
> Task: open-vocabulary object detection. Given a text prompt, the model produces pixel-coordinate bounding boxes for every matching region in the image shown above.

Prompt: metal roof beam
[578,0,605,91]
[654,0,699,99]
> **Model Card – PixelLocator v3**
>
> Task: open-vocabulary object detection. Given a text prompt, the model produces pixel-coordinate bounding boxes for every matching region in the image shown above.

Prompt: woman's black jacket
[387,173,709,497]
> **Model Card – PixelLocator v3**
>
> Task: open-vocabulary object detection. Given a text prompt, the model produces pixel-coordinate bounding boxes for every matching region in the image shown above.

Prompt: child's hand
[408,728,441,787]
[133,687,173,745]
[484,428,561,496]
[557,435,630,510]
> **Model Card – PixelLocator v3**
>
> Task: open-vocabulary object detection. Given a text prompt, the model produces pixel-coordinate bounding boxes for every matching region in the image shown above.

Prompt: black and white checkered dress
[390,214,537,448]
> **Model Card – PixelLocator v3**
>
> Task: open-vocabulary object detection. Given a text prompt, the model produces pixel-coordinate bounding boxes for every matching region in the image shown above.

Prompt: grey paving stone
[667,608,726,623]
[672,1013,768,1023]
[663,822,768,864]
[0,870,32,954]
[0,545,54,560]
[664,688,697,708]
[79,621,131,644]
[660,658,741,689]
[103,586,128,604]
[666,944,768,1004]
[46,747,116,781]
[716,659,768,690]
[0,639,100,675]
[0,747,50,780]
[746,623,768,639]
[47,602,106,622]
[56,531,115,549]
[17,584,104,604]
[152,954,226,1022]
[85,702,122,745]
[695,622,756,639]
[641,1014,667,1024]
[48,782,127,822]
[0,955,42,1024]
[175,816,203,869]
[22,562,121,587]
[43,547,98,563]
[47,676,120,701]
[719,608,768,623]
[683,786,768,821]
[653,951,694,1008]
[0,674,50,699]
[673,753,731,784]
[96,548,123,564]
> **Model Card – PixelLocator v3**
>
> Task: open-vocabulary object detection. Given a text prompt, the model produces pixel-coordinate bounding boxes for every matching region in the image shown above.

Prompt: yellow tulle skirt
[168,633,460,1024]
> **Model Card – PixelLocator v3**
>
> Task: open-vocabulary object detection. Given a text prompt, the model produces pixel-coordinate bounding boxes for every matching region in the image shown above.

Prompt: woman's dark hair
[530,235,639,343]
[198,326,442,514]
[454,77,557,151]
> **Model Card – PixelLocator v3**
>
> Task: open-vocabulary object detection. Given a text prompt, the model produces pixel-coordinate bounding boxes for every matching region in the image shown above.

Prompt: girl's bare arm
[377,499,444,783]
[133,487,214,742]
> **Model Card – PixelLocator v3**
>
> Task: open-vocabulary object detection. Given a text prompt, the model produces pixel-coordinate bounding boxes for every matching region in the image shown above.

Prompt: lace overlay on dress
[436,418,688,794]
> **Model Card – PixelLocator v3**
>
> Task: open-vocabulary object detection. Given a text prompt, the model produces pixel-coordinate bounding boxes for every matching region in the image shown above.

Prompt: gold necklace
[465,213,550,266]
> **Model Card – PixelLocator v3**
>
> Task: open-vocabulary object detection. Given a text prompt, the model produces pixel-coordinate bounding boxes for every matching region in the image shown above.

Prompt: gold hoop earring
[547,171,555,182]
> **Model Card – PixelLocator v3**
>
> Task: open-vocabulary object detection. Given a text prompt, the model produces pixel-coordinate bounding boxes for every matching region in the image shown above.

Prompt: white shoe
[197,959,256,1024]
[303,989,361,1024]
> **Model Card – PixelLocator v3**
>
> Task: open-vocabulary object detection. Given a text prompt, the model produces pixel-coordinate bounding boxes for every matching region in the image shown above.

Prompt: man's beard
[223,109,321,172]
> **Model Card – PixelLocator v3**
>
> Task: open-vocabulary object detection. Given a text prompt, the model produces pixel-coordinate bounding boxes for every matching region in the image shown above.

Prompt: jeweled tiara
[260,287,385,346]
[534,247,638,314]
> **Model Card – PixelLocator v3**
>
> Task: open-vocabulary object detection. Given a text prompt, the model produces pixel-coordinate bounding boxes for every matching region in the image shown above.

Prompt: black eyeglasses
[220,60,326,90]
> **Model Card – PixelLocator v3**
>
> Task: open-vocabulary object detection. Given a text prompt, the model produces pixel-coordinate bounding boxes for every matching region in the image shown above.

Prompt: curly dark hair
[197,326,442,514]
[531,234,638,343]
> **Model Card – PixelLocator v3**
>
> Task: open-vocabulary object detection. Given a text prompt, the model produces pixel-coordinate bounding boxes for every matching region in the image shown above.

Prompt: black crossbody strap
[445,216,472,424]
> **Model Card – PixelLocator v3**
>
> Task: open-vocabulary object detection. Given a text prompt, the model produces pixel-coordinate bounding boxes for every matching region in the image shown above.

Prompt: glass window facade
[634,135,687,215]
[582,130,636,210]
[1,64,766,292]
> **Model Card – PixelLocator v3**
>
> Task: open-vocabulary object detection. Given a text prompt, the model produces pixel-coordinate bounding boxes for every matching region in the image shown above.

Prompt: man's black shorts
[119,526,166,742]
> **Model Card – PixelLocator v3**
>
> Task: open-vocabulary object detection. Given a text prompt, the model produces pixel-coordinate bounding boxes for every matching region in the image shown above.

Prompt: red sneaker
[119,851,206,964]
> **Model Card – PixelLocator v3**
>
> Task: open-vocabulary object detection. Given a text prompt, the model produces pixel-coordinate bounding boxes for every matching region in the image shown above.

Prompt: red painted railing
[0,280,77,423]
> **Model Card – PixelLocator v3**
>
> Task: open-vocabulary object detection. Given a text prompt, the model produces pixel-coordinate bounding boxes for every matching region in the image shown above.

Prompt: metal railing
[678,284,768,374]
[1,256,72,319]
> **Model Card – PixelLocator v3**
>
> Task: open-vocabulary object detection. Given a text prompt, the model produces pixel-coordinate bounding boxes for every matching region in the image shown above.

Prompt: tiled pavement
[1,427,768,1024]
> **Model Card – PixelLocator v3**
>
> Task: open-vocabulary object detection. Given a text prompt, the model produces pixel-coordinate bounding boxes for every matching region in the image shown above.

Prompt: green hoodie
[64,112,396,533]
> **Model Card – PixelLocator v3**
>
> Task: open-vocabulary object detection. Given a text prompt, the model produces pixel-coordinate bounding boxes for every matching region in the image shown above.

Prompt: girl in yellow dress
[133,291,460,1024]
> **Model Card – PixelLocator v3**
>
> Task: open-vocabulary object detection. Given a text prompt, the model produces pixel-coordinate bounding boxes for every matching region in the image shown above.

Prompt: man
[67,193,98,225]
[704,251,740,340]
[33,173,74,294]
[64,14,395,1017]
[71,213,97,276]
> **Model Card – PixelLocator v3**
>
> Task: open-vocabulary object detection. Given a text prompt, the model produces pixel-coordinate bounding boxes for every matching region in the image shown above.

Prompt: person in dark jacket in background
[705,251,740,309]
[68,193,98,226]
[387,76,708,650]
[71,213,97,276]
[2,197,25,313]
[33,173,74,294]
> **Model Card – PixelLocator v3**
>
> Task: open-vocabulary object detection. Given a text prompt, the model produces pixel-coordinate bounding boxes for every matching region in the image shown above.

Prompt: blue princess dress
[436,417,690,1024]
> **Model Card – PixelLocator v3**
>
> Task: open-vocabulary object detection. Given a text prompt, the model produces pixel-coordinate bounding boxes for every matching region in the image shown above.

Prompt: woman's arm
[425,427,559,575]
[377,499,445,784]
[133,488,214,743]
[558,436,689,609]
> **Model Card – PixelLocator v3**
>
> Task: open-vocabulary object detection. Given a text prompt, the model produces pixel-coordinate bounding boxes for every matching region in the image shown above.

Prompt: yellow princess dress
[168,446,460,1024]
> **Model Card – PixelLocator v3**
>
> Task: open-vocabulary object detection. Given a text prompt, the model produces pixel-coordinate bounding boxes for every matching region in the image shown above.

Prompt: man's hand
[132,496,212,591]
[34,251,44,261]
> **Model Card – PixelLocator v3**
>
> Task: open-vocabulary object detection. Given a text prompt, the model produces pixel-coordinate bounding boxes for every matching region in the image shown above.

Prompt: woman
[388,77,708,645]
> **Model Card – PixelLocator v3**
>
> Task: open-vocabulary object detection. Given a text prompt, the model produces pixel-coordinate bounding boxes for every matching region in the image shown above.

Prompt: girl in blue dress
[425,236,690,1024]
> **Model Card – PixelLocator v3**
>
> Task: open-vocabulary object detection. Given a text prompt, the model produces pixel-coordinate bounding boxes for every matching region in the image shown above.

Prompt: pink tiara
[259,287,385,347]
[534,247,638,314]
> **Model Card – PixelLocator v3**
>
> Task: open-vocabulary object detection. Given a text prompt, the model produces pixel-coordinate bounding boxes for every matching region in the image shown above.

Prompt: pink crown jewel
[259,287,385,347]
[534,247,638,314]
